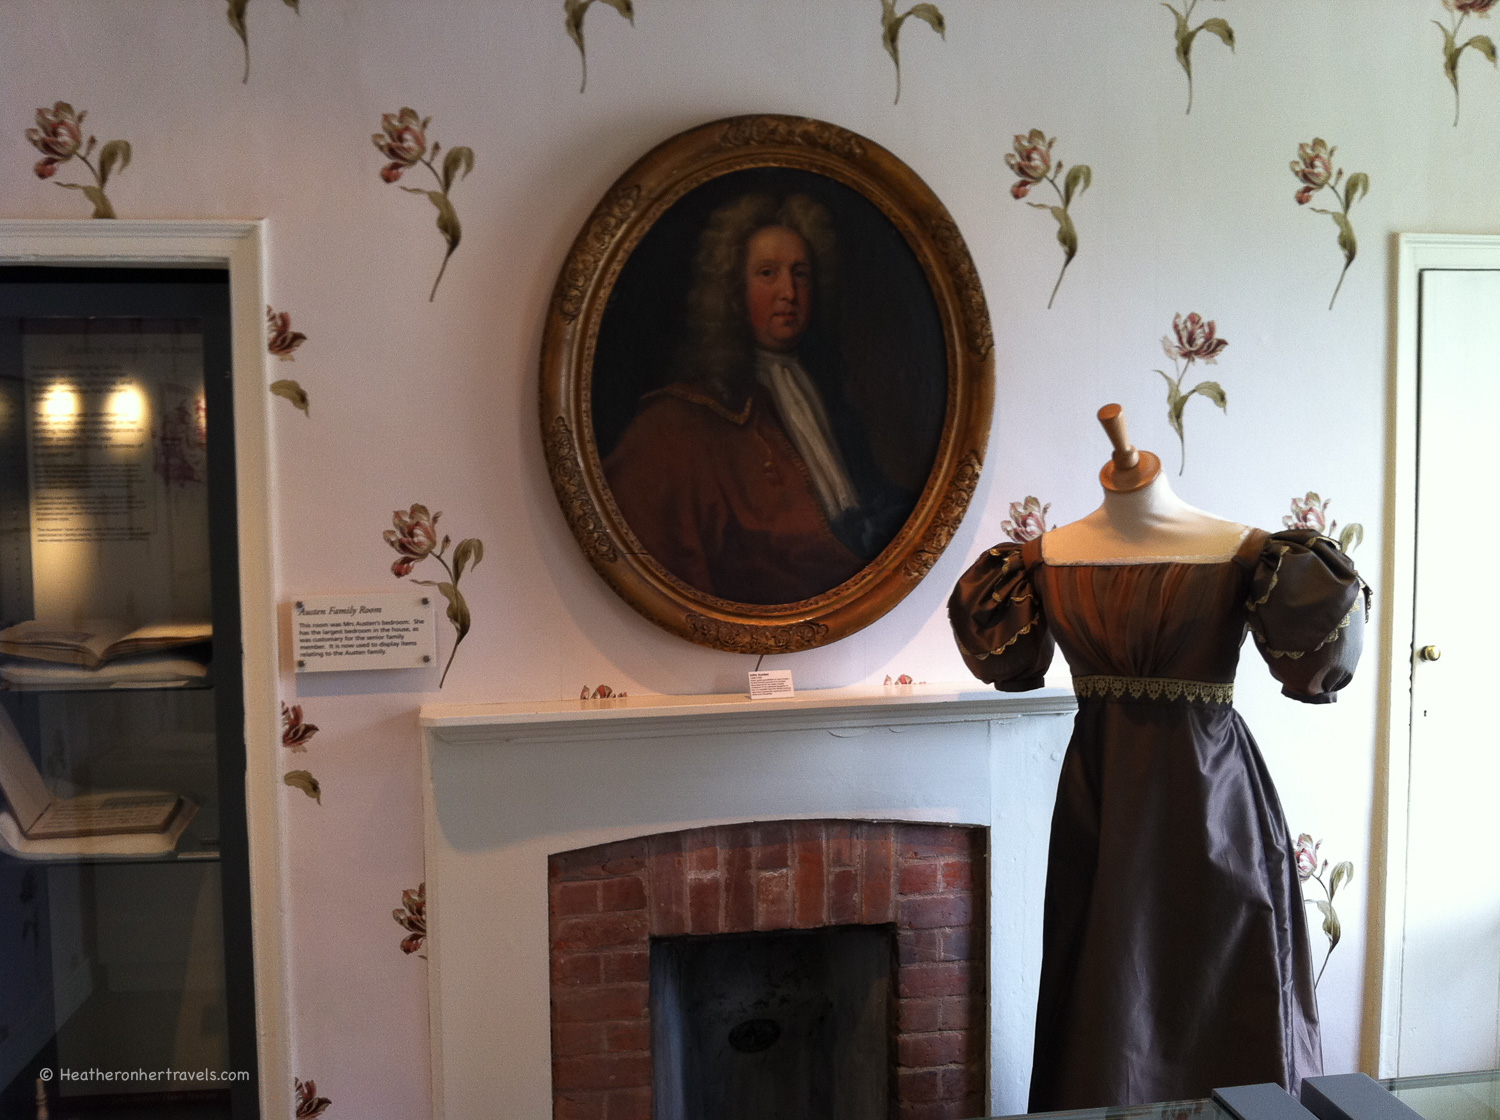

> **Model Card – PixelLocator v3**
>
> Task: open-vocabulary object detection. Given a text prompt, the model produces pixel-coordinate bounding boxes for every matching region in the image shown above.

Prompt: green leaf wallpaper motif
[373,109,475,302]
[1434,0,1497,126]
[1005,130,1093,308]
[1290,138,1368,309]
[881,0,947,104]
[25,102,130,219]
[1161,0,1234,114]
[1154,313,1229,475]
[565,0,636,93]
[284,770,322,803]
[281,703,323,805]
[227,0,300,84]
[385,505,484,687]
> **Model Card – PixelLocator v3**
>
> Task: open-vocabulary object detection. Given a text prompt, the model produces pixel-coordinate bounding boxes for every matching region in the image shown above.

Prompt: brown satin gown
[948,528,1368,1112]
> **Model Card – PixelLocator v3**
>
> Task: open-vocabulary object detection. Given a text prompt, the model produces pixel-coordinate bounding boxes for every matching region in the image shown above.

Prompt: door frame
[1378,232,1500,1076]
[0,220,288,1118]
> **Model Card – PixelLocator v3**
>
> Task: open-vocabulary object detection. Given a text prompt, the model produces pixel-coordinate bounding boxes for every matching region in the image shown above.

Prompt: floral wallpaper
[1154,313,1229,475]
[24,102,130,218]
[5,1,1478,1114]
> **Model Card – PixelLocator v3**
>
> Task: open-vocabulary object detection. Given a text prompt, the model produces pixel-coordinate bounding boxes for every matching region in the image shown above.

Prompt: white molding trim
[1378,232,1500,1077]
[0,220,289,1120]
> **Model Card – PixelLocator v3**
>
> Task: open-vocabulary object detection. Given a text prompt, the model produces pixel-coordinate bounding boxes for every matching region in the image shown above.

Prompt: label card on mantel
[292,593,437,672]
[748,670,795,700]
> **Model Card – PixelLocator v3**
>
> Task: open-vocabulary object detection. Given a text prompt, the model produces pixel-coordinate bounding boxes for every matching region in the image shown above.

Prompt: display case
[0,267,257,1119]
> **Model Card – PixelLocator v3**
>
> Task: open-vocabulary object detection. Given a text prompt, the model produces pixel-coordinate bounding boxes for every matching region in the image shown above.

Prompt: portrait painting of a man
[592,167,948,606]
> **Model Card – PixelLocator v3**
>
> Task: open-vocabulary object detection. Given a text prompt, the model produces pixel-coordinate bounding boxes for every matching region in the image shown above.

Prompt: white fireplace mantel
[420,683,1077,1119]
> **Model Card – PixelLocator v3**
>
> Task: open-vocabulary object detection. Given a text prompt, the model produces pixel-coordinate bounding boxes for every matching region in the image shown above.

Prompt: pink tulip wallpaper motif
[226,0,300,84]
[1434,0,1497,126]
[1154,313,1229,475]
[281,703,322,804]
[1290,139,1369,309]
[1160,0,1235,114]
[881,1,947,103]
[1285,492,1364,553]
[1002,496,1052,543]
[294,1077,332,1118]
[267,306,311,416]
[565,0,636,93]
[393,882,427,957]
[1296,833,1355,987]
[373,109,475,302]
[25,102,131,219]
[384,505,484,687]
[1004,130,1092,308]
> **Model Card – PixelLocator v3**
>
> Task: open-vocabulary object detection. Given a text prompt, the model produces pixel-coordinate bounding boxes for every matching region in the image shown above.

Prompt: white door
[1396,265,1500,1075]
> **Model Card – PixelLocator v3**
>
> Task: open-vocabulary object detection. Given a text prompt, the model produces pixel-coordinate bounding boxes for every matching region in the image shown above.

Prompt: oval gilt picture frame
[540,115,994,655]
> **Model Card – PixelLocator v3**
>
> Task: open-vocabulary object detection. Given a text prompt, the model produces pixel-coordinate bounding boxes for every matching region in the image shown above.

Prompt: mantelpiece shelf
[420,682,1077,744]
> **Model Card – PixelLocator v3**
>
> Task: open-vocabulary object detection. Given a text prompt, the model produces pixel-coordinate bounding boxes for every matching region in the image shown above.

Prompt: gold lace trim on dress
[971,616,1039,661]
[1073,674,1234,704]
[1253,598,1359,660]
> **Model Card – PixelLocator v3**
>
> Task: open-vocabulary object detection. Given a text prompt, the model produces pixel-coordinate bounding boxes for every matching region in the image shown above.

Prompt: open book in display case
[0,267,257,1119]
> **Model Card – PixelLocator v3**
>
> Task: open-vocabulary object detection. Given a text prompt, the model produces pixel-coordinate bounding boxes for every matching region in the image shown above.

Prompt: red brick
[898,824,969,860]
[899,894,972,930]
[604,1019,650,1052]
[897,1030,971,1067]
[899,862,941,896]
[829,867,859,924]
[554,880,602,917]
[601,876,647,912]
[554,1053,652,1092]
[756,868,793,930]
[861,823,895,922]
[896,1067,944,1102]
[724,827,756,930]
[552,983,648,1024]
[601,951,649,983]
[939,858,974,893]
[686,835,719,873]
[896,997,944,1033]
[756,822,790,869]
[648,833,687,936]
[555,1091,606,1120]
[602,853,647,877]
[827,821,855,866]
[897,961,975,999]
[604,1087,652,1120]
[941,1064,983,1098]
[552,1021,606,1057]
[553,952,603,986]
[941,926,976,962]
[553,913,649,953]
[792,823,826,928]
[688,874,721,934]
[898,928,943,965]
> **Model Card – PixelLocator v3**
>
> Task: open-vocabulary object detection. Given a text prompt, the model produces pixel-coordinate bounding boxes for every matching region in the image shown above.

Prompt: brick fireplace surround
[549,819,988,1120]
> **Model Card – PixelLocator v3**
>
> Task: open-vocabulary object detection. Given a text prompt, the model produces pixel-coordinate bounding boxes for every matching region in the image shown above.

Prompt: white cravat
[755,350,859,521]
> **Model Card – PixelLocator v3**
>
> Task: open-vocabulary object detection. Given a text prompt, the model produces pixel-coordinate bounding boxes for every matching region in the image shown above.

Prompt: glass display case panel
[0,267,255,1120]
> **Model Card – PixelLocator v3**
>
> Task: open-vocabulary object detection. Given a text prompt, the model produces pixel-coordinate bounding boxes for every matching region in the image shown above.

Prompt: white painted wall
[6,1,1498,1113]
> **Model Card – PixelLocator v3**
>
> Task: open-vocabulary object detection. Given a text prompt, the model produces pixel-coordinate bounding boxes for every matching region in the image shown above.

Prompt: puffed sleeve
[948,542,1054,691]
[1246,530,1371,704]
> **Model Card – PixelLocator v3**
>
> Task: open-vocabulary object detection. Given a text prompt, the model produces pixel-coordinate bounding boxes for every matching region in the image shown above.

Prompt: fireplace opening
[650,924,895,1120]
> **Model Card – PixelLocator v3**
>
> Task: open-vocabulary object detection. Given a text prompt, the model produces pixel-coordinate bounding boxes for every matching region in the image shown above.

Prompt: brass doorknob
[1419,645,1442,662]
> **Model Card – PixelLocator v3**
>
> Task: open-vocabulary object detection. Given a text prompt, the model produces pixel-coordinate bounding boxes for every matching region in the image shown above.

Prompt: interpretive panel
[292,593,437,672]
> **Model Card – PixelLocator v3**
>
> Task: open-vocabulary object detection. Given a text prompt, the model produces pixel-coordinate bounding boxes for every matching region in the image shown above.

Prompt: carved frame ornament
[539,115,994,654]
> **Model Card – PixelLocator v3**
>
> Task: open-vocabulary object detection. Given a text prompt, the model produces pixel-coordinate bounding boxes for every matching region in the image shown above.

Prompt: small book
[0,620,211,670]
[0,705,188,843]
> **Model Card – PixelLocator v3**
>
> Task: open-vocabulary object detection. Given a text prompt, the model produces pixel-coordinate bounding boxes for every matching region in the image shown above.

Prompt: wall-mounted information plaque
[292,593,437,672]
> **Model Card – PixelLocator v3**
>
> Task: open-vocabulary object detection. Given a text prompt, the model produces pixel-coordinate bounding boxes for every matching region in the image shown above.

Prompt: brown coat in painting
[603,383,862,605]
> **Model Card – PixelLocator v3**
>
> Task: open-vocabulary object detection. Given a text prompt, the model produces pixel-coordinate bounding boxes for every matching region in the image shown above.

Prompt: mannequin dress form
[949,405,1369,1111]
